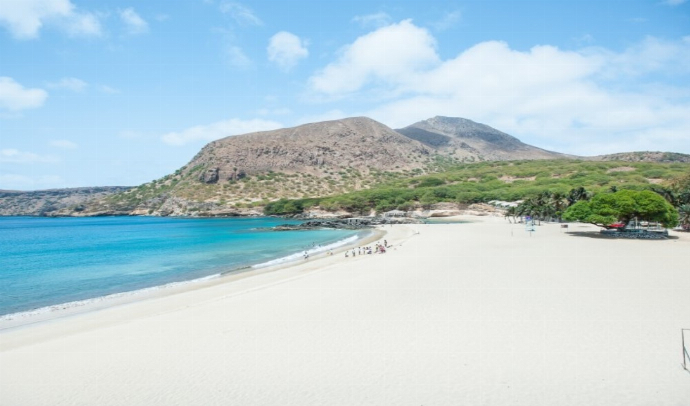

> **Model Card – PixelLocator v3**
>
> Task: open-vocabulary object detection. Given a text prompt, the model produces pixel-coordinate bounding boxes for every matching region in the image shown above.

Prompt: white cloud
[225,45,252,68]
[219,2,262,26]
[352,12,392,28]
[309,20,439,96]
[0,77,48,111]
[119,7,148,35]
[60,9,100,37]
[99,85,120,94]
[50,140,78,149]
[590,36,690,78]
[432,10,461,31]
[0,148,58,163]
[161,118,283,146]
[0,0,101,39]
[308,21,690,155]
[46,77,87,92]
[267,32,309,71]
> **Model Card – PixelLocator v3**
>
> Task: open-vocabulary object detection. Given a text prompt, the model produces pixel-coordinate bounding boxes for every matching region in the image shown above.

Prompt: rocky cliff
[396,116,567,161]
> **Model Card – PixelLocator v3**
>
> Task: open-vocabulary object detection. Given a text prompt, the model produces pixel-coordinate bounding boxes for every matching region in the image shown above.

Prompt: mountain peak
[396,116,563,160]
[413,116,519,142]
[189,116,432,183]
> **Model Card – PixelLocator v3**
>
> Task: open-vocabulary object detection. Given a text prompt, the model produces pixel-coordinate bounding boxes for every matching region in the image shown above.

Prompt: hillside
[265,159,690,216]
[396,116,567,161]
[192,116,431,178]
[0,187,132,216]
[6,116,689,217]
[591,151,690,163]
[52,117,437,216]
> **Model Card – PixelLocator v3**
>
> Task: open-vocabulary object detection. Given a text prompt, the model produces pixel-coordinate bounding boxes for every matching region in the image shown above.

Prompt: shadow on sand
[565,231,679,240]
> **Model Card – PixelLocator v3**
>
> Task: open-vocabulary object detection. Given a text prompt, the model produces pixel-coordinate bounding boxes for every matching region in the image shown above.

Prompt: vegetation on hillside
[264,159,690,216]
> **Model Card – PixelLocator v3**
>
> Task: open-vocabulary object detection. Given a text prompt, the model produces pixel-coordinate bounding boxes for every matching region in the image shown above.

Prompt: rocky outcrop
[0,187,131,216]
[199,168,219,184]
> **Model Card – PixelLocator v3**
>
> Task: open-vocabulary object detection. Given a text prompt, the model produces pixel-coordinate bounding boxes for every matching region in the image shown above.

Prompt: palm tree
[567,187,590,207]
[549,191,568,222]
[504,206,518,223]
[518,194,551,225]
[515,200,532,223]
[679,204,690,231]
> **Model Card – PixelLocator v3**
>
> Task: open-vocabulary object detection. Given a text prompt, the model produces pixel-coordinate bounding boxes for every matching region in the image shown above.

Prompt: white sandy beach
[1,216,689,405]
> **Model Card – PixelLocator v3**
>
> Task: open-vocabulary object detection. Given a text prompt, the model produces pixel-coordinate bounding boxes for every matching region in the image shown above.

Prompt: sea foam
[252,234,363,268]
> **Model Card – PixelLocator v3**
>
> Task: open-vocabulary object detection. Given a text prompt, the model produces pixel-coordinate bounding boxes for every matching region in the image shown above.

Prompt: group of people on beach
[303,240,392,260]
[345,240,389,257]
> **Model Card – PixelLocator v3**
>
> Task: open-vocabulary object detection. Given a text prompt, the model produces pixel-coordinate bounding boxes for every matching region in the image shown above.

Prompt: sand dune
[1,217,689,405]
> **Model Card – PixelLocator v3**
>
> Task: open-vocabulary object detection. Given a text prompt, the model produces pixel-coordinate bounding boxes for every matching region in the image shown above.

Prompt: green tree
[563,190,679,228]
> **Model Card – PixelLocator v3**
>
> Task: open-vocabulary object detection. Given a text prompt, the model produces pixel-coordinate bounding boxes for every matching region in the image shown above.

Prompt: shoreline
[3,216,689,405]
[0,226,388,333]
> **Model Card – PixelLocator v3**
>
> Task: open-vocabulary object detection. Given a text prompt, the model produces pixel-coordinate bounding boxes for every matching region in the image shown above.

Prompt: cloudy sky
[1,0,689,190]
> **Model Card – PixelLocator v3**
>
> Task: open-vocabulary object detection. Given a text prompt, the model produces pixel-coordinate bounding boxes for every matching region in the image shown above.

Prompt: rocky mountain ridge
[396,116,569,161]
[2,116,688,217]
[0,187,132,216]
[590,151,690,163]
[191,116,432,183]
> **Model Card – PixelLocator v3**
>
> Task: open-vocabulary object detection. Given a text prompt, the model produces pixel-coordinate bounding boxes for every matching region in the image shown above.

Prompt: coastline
[0,226,387,332]
[2,216,689,405]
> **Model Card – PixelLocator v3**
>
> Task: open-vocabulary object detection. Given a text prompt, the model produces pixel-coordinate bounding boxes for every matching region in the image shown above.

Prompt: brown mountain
[191,116,432,182]
[51,117,435,216]
[396,116,568,161]
[9,116,687,217]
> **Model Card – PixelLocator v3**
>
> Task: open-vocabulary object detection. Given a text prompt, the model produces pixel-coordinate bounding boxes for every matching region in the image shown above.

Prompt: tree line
[264,167,690,230]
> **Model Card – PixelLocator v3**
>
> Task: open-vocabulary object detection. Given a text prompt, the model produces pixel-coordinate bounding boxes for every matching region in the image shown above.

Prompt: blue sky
[1,0,689,190]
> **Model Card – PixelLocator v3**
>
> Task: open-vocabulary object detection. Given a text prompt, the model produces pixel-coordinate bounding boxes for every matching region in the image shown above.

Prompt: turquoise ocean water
[0,216,362,316]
